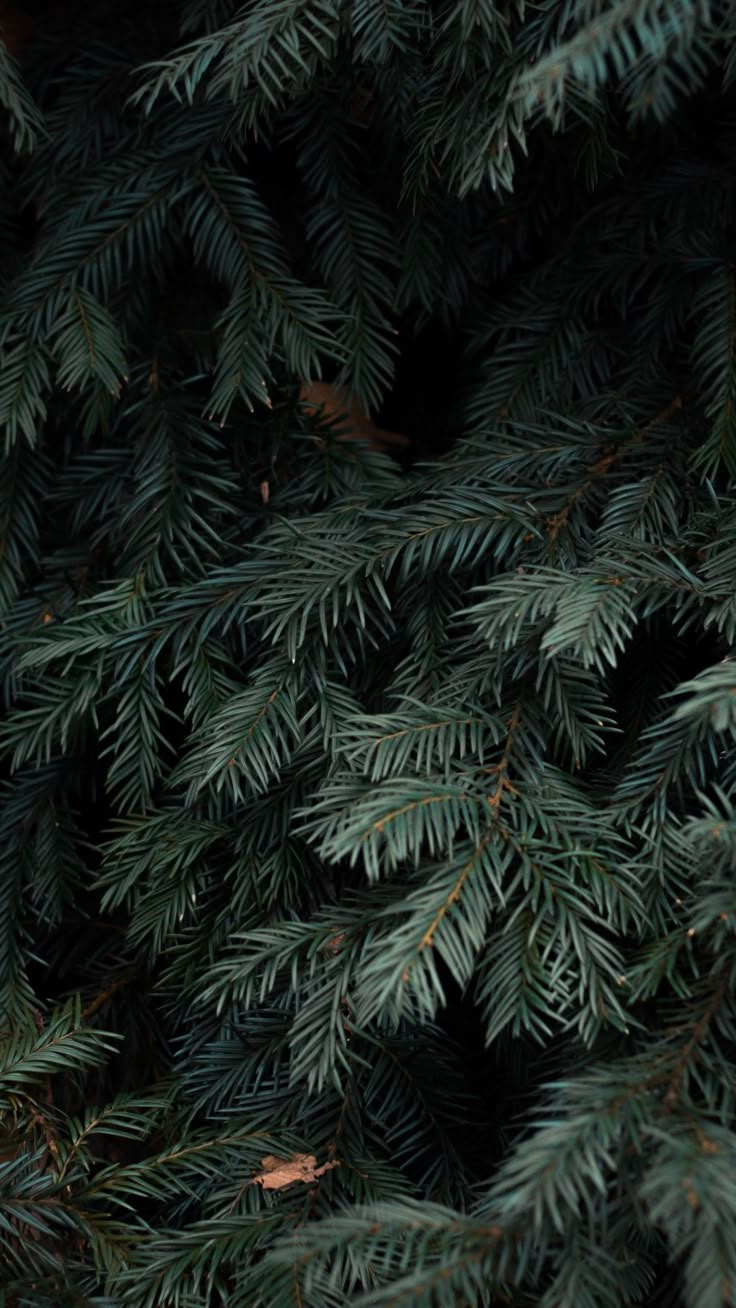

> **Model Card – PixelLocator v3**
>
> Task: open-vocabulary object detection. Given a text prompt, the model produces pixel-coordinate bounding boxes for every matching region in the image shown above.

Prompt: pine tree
[2,1,736,1304]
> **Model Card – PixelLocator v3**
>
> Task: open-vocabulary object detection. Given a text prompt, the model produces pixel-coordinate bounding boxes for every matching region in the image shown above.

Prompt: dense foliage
[2,1,736,1304]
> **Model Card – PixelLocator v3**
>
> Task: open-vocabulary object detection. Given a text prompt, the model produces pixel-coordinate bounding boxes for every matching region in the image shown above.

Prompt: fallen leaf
[299,381,408,452]
[252,1152,340,1191]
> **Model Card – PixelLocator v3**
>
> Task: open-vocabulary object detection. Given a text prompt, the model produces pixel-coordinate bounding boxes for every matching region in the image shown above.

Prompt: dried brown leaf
[299,381,408,451]
[252,1152,340,1191]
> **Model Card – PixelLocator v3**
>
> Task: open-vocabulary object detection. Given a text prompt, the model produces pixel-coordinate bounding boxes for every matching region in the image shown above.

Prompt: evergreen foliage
[2,0,736,1303]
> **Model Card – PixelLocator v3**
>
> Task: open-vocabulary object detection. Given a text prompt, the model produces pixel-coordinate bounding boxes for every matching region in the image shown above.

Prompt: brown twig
[664,970,729,1110]
[417,704,522,953]
[81,974,134,1021]
[546,391,690,542]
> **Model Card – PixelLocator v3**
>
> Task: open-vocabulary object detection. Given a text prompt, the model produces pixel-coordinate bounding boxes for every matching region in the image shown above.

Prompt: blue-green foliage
[1,1,736,1305]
